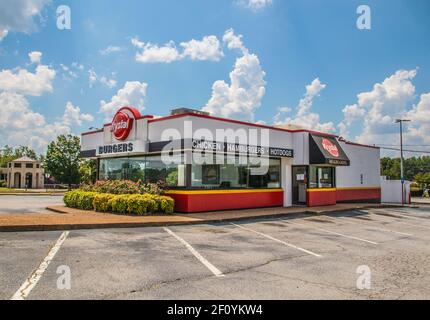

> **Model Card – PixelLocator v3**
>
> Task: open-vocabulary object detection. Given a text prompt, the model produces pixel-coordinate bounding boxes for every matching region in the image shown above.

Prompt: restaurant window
[14,163,21,168]
[145,154,186,187]
[26,163,33,168]
[99,155,185,187]
[99,158,131,180]
[191,154,280,189]
[309,166,335,189]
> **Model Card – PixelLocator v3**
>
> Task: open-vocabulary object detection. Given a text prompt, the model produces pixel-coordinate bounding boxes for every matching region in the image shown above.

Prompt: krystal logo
[322,138,339,157]
[110,107,141,141]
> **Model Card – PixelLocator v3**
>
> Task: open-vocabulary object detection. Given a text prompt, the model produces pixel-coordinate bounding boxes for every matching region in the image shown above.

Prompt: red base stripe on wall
[336,188,381,202]
[307,189,337,207]
[166,190,284,213]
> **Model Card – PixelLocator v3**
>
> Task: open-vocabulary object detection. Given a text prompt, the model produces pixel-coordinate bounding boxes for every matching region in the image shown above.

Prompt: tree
[414,172,430,188]
[79,159,97,185]
[44,135,81,189]
[14,146,37,160]
[0,145,39,168]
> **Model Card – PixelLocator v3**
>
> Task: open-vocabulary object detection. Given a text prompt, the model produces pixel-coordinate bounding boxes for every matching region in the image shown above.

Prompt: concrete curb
[0,193,65,196]
[0,203,408,233]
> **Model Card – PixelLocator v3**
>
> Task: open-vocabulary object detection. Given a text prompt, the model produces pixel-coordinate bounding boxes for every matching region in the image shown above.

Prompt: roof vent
[170,108,210,116]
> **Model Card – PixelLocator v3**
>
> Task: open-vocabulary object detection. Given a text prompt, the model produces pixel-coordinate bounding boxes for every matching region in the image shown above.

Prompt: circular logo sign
[322,138,339,157]
[111,111,133,141]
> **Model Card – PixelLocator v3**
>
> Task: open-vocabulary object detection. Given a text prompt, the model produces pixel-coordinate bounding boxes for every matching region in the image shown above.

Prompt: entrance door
[292,166,308,205]
[25,173,33,189]
[14,173,21,188]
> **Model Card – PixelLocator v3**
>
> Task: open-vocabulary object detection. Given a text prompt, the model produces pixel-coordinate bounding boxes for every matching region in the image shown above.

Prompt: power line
[378,146,430,154]
[378,144,430,147]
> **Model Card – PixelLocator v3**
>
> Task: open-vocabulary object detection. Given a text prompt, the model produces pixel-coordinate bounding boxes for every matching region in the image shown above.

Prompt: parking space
[0,206,429,299]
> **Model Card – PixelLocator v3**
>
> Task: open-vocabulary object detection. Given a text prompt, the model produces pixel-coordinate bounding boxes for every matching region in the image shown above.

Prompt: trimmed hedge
[63,191,96,210]
[63,190,174,215]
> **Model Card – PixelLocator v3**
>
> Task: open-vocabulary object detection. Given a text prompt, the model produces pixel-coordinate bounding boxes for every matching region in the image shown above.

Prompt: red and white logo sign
[110,107,141,141]
[322,138,339,157]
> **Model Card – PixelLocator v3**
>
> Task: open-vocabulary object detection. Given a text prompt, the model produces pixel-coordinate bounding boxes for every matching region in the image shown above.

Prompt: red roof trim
[103,114,154,127]
[81,112,378,150]
[148,112,339,137]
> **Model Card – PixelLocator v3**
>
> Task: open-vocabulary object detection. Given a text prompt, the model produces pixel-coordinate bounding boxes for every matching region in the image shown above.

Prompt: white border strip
[231,223,322,258]
[163,227,224,277]
[11,231,69,300]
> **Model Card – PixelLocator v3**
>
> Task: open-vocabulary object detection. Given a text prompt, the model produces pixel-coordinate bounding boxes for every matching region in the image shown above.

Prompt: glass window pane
[309,166,318,188]
[191,154,281,189]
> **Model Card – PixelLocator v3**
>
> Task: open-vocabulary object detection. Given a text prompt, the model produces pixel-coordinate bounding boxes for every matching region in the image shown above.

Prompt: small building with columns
[0,157,45,189]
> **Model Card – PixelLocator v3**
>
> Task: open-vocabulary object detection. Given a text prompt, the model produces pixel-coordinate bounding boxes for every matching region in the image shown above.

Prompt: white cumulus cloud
[0,54,55,96]
[0,92,92,153]
[203,29,265,122]
[100,45,124,55]
[99,81,148,118]
[0,0,50,41]
[28,51,42,64]
[236,0,273,11]
[180,35,224,61]
[62,101,94,126]
[274,78,335,133]
[132,34,224,63]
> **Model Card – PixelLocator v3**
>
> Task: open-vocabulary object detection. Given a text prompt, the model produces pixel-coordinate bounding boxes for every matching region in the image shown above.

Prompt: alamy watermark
[357,5,371,30]
[56,265,71,290]
[57,5,71,30]
[356,265,371,290]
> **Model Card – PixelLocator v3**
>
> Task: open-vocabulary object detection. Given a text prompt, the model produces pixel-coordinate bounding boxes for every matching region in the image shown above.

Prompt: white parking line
[280,220,378,245]
[371,209,430,224]
[11,231,69,300]
[366,210,430,231]
[319,215,413,237]
[231,223,322,258]
[163,227,224,277]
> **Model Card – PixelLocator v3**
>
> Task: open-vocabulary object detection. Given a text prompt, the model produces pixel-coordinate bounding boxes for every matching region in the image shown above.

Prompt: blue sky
[1,0,430,155]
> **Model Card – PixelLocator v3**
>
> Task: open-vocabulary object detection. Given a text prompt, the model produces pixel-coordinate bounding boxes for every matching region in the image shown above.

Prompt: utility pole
[395,119,411,205]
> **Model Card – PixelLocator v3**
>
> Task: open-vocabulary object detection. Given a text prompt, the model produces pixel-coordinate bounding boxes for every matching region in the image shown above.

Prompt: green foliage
[63,190,175,215]
[44,135,81,188]
[79,159,97,185]
[81,180,165,195]
[414,172,430,186]
[0,145,39,168]
[158,195,175,214]
[109,194,130,214]
[0,180,6,188]
[63,191,96,210]
[93,193,115,212]
[166,171,178,186]
[381,156,430,181]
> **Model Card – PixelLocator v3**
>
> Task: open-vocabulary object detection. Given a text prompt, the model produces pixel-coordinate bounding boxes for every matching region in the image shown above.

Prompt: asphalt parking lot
[0,195,64,214]
[1,206,429,300]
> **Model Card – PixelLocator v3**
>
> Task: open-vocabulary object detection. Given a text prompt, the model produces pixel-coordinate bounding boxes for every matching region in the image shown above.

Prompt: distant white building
[0,157,45,189]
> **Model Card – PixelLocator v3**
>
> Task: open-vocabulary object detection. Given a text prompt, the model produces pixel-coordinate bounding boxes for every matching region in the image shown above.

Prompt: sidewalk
[0,203,401,232]
[412,197,430,205]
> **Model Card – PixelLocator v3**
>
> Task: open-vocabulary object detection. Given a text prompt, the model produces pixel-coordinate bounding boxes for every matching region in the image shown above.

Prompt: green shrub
[81,180,166,195]
[93,193,115,212]
[158,196,175,214]
[410,187,423,197]
[0,180,6,188]
[126,194,149,215]
[109,194,129,214]
[64,189,175,215]
[63,191,96,210]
